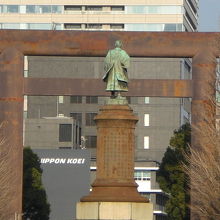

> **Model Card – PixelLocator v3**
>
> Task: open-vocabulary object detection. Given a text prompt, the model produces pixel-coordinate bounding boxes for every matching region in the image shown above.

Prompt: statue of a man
[103,40,130,98]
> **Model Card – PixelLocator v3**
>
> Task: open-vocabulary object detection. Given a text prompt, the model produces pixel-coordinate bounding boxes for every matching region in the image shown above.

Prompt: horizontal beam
[0,30,219,57]
[24,78,192,98]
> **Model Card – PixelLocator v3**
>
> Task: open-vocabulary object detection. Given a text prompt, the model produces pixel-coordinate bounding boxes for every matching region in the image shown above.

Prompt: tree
[184,99,220,220]
[0,138,15,220]
[23,147,50,220]
[157,123,191,220]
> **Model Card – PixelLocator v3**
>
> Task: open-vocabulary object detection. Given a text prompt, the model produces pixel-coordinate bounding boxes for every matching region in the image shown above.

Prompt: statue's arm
[121,51,130,69]
[104,51,112,72]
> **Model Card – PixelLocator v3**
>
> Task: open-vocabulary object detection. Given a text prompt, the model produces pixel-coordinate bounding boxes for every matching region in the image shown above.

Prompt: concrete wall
[26,56,191,162]
[25,117,81,149]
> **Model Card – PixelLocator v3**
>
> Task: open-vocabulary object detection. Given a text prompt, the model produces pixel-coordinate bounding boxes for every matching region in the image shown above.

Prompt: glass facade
[0,4,192,32]
[126,5,183,14]
[28,23,53,30]
[0,5,62,14]
[134,170,151,181]
[1,5,19,13]
[0,5,182,15]
[125,23,183,31]
[0,22,182,31]
[0,23,62,30]
[0,23,184,32]
[0,23,20,29]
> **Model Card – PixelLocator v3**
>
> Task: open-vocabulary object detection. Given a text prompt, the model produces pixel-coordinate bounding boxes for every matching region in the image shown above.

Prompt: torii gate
[0,30,218,218]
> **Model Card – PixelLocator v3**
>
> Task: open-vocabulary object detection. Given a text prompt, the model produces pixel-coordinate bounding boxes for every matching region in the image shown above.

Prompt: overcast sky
[198,0,220,31]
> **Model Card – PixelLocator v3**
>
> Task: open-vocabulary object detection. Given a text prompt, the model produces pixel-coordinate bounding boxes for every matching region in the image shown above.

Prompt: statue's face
[115,40,122,48]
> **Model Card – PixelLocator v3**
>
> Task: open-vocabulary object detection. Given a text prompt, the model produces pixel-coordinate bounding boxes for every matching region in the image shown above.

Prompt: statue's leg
[111,91,116,98]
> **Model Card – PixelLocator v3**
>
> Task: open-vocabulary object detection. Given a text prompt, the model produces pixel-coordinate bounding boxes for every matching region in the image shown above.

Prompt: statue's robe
[103,47,130,92]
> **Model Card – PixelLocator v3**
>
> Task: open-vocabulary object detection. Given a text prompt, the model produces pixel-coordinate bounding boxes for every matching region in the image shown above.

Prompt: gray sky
[198,0,220,31]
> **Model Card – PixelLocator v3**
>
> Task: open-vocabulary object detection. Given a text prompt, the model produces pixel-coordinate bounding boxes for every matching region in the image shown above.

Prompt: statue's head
[115,40,123,48]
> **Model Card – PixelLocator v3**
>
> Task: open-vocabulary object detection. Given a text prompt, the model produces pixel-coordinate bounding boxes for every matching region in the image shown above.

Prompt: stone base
[76,202,153,220]
[81,183,148,202]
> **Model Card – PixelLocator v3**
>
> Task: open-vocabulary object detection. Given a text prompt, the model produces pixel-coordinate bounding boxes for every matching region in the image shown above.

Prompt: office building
[0,0,198,32]
[25,116,82,149]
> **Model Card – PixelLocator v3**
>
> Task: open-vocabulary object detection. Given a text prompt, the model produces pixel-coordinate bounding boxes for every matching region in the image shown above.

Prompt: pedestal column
[81,104,148,202]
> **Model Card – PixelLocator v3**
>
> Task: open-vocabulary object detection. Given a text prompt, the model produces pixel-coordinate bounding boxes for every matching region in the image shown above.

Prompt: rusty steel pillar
[191,51,216,218]
[81,105,148,202]
[192,51,216,148]
[0,48,24,218]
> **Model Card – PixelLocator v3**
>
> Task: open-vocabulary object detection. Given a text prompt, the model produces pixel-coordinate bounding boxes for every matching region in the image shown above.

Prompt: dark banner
[33,149,91,220]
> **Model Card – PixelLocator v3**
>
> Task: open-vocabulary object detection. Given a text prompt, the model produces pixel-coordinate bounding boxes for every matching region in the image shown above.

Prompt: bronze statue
[103,40,130,98]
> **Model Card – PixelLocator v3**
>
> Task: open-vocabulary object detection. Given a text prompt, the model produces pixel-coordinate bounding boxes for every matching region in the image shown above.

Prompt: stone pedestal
[76,202,153,220]
[81,104,148,202]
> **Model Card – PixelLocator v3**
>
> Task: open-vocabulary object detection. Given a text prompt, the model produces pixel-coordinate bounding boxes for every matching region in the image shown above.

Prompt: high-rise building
[0,0,198,32]
[0,1,198,219]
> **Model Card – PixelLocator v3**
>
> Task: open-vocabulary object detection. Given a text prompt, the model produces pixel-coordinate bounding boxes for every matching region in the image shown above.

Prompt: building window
[86,136,97,148]
[64,5,82,11]
[79,127,82,145]
[86,6,102,11]
[184,61,191,73]
[187,0,197,15]
[41,5,51,13]
[75,125,78,144]
[24,70,28,78]
[110,24,124,30]
[126,5,182,14]
[134,170,150,181]
[59,124,72,142]
[23,111,27,119]
[164,24,182,31]
[144,136,149,149]
[52,6,62,13]
[3,5,19,13]
[70,96,82,103]
[58,96,64,104]
[27,23,53,30]
[86,24,102,29]
[125,23,183,32]
[126,6,145,14]
[185,11,197,30]
[144,97,150,104]
[111,6,125,11]
[70,113,82,124]
[64,23,81,29]
[26,5,35,13]
[26,5,61,13]
[2,23,20,29]
[86,96,98,104]
[156,194,169,217]
[144,114,149,126]
[59,147,72,149]
[86,113,97,126]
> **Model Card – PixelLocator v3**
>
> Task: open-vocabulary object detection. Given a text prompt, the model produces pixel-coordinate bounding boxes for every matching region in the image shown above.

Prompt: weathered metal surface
[0,30,219,57]
[191,51,216,219]
[192,51,216,147]
[0,30,218,216]
[127,79,192,97]
[81,105,148,202]
[0,48,24,219]
[24,78,192,97]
